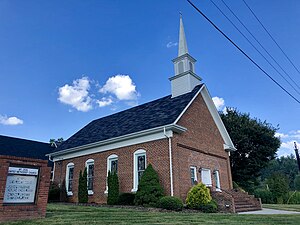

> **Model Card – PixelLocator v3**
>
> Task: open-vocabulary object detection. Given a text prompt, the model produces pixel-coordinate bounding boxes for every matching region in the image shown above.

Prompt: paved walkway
[238,208,300,214]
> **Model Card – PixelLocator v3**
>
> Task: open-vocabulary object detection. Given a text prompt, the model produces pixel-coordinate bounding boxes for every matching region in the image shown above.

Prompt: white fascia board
[200,86,236,151]
[50,124,186,161]
[174,84,205,124]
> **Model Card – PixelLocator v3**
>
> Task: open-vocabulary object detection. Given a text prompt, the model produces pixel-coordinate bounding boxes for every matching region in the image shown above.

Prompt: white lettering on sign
[8,167,39,176]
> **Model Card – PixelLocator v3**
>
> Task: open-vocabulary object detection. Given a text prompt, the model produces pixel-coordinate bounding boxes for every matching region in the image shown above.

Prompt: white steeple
[178,14,189,56]
[169,15,202,98]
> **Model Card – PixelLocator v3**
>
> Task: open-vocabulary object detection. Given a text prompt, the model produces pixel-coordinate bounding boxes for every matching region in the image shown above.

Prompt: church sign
[3,166,39,204]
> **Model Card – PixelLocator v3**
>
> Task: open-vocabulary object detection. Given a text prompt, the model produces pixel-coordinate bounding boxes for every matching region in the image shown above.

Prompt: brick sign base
[0,155,51,222]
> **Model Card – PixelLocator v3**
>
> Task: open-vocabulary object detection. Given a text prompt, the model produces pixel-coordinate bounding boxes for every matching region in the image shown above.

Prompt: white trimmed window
[86,159,95,195]
[132,149,146,192]
[66,162,74,196]
[201,168,212,187]
[213,170,221,191]
[105,154,118,193]
[190,166,197,185]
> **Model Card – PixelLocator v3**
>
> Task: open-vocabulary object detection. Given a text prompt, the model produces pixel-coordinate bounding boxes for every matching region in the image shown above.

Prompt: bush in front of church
[186,182,212,209]
[134,164,164,206]
[158,196,183,211]
[78,168,88,203]
[107,171,119,205]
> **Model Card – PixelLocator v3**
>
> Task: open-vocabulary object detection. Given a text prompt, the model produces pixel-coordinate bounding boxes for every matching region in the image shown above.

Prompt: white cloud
[97,97,113,107]
[58,77,93,112]
[99,75,138,101]
[275,130,300,157]
[0,115,23,125]
[166,41,178,48]
[275,132,289,139]
[212,96,225,111]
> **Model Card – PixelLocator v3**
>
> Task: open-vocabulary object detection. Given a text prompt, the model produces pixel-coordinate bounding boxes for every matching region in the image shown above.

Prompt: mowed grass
[2,203,300,225]
[263,204,300,212]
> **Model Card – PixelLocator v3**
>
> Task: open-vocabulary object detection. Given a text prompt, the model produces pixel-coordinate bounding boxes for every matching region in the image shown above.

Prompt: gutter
[164,126,174,196]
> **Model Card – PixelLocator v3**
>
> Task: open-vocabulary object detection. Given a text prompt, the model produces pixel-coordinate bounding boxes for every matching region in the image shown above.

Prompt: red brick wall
[172,92,233,201]
[53,90,233,204]
[0,155,51,222]
[53,139,171,204]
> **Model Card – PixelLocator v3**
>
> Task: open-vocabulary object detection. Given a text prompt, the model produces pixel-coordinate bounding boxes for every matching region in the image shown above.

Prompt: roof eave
[47,123,187,158]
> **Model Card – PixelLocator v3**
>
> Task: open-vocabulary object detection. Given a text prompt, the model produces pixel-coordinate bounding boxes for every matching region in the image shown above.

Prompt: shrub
[198,200,218,213]
[107,171,119,205]
[134,164,164,206]
[254,188,275,204]
[48,182,60,202]
[158,196,183,211]
[60,179,67,202]
[78,168,88,203]
[294,175,300,191]
[267,172,289,204]
[118,193,135,205]
[286,191,300,204]
[186,182,212,209]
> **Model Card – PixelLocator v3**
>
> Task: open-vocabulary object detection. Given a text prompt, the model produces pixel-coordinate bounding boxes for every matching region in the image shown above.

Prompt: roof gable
[56,84,203,151]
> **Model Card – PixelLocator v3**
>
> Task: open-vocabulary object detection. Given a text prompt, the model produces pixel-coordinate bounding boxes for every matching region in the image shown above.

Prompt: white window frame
[85,159,95,195]
[66,162,74,196]
[190,166,197,185]
[105,154,118,194]
[214,170,221,192]
[131,149,146,192]
[201,168,212,187]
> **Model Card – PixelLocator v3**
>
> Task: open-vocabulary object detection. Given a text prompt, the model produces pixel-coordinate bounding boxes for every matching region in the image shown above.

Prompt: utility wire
[242,0,300,76]
[220,0,300,92]
[186,0,300,104]
[208,0,300,96]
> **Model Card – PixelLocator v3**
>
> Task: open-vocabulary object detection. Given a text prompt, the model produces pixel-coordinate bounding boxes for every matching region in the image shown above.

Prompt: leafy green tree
[267,172,289,203]
[186,182,212,209]
[260,155,298,189]
[107,171,119,205]
[220,108,280,191]
[78,168,88,203]
[294,174,300,191]
[134,164,164,206]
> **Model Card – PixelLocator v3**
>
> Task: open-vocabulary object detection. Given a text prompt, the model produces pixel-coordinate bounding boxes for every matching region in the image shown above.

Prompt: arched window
[132,149,146,192]
[85,159,94,195]
[66,162,74,196]
[189,61,194,72]
[178,61,184,74]
[105,154,118,193]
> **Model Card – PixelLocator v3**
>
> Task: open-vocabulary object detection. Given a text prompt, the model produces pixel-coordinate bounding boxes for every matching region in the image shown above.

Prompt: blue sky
[0,0,299,157]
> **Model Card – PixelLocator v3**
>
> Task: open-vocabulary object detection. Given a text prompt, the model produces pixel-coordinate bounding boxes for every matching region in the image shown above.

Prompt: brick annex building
[49,17,249,209]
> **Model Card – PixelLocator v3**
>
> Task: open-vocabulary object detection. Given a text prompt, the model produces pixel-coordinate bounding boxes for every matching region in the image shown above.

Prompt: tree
[260,155,298,189]
[134,164,164,206]
[267,172,289,203]
[107,171,119,205]
[294,174,300,191]
[220,108,280,191]
[78,168,88,203]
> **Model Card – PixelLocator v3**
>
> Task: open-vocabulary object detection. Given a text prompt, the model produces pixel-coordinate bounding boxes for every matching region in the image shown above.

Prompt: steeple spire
[178,14,188,56]
[169,14,202,98]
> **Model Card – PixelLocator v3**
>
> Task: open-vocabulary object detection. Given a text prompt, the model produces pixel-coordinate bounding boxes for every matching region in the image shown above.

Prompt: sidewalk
[239,208,300,214]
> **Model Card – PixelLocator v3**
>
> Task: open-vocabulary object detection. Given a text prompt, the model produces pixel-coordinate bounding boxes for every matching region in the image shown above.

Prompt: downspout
[164,127,174,196]
[48,155,55,182]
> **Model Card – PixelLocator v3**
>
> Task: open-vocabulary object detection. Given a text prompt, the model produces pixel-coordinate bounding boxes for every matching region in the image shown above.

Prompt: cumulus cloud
[99,75,138,101]
[166,41,178,48]
[212,96,225,111]
[0,115,23,125]
[275,130,300,157]
[58,77,93,112]
[97,97,113,107]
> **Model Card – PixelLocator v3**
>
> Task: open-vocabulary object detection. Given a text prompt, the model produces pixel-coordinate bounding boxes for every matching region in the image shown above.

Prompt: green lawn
[263,204,300,212]
[2,203,300,225]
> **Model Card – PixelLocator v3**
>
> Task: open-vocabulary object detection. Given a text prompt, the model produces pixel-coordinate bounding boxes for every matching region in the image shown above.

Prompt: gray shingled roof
[0,135,55,166]
[56,84,203,152]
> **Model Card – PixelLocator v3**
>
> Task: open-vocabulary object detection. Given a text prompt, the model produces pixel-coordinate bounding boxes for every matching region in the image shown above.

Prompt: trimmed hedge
[158,196,183,211]
[107,171,119,205]
[48,182,60,202]
[118,193,135,205]
[198,200,218,213]
[78,168,88,203]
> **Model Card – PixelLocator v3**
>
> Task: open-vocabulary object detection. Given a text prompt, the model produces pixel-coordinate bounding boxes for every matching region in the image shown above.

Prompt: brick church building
[49,16,237,204]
